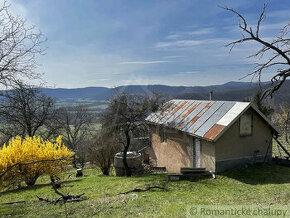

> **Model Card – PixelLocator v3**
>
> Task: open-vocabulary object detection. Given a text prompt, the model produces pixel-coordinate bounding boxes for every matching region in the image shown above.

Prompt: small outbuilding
[145,99,278,173]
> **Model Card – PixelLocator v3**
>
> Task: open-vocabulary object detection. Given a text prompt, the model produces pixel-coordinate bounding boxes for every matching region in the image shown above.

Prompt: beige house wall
[214,108,273,172]
[215,108,273,160]
[150,125,193,173]
[200,140,216,171]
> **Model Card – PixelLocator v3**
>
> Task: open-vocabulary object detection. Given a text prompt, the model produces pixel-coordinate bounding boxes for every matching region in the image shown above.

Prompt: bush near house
[0,136,74,188]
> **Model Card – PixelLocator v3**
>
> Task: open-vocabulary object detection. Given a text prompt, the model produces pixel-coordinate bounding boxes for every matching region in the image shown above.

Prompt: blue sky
[9,0,290,88]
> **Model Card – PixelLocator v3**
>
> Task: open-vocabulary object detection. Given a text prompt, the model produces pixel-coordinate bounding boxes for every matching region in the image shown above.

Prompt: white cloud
[166,34,181,40]
[155,40,202,48]
[260,22,288,30]
[117,60,170,65]
[162,55,184,59]
[165,28,214,41]
[189,28,213,35]
[178,71,201,74]
[267,10,290,19]
[155,38,231,49]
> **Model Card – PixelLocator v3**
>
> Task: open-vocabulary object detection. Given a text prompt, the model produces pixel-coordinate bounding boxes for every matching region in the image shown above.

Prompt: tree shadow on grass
[0,178,83,196]
[221,163,290,185]
[108,164,290,186]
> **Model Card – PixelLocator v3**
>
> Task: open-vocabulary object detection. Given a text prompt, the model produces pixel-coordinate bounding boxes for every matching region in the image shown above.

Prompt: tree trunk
[72,156,77,168]
[101,167,110,176]
[25,173,39,186]
[123,131,131,177]
[101,159,111,176]
[285,112,289,145]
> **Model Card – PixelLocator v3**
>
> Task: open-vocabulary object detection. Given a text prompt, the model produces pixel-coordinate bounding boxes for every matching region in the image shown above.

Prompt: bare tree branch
[118,185,168,195]
[56,105,94,167]
[0,1,46,87]
[222,3,290,98]
[0,83,57,143]
[37,176,87,204]
[256,3,267,37]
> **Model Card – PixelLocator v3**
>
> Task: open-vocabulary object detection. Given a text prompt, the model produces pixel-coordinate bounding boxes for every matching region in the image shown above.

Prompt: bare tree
[101,91,165,176]
[222,3,290,98]
[88,131,119,175]
[280,103,290,145]
[57,105,94,167]
[0,1,45,87]
[0,84,56,143]
[272,102,290,145]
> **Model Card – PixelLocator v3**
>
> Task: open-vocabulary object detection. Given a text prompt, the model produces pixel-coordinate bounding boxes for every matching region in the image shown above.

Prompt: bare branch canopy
[0,1,46,87]
[221,3,290,98]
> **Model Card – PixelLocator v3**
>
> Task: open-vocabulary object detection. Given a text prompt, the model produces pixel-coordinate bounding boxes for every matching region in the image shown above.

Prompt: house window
[239,113,253,136]
[160,127,167,143]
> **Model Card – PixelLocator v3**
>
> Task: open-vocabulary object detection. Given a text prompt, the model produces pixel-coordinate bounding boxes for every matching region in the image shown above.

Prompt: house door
[193,138,201,168]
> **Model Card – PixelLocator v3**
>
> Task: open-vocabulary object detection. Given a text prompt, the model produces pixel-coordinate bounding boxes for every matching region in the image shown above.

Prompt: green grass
[0,164,289,217]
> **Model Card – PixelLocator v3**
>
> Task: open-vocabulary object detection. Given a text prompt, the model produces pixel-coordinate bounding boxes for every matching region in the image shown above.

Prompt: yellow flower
[0,136,74,188]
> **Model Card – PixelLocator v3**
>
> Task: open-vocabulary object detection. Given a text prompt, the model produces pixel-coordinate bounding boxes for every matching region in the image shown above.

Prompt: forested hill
[40,80,290,106]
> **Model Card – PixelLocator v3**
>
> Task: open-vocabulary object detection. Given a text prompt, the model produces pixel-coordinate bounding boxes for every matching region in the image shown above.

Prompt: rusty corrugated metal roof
[146,99,251,141]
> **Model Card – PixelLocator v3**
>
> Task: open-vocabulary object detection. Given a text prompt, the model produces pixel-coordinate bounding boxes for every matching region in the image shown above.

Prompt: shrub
[0,136,74,188]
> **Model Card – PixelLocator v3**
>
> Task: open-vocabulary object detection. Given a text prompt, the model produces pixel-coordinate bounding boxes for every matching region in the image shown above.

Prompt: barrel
[114,152,142,176]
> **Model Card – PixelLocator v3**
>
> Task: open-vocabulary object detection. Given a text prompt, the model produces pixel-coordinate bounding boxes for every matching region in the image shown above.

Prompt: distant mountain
[174,81,290,106]
[39,80,290,107]
[40,87,111,100]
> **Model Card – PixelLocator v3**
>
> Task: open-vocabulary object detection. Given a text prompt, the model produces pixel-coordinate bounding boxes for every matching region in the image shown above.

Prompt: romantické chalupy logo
[187,205,289,217]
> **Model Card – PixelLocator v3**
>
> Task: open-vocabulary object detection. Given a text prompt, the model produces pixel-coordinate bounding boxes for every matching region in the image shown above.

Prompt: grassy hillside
[55,98,108,112]
[0,164,289,217]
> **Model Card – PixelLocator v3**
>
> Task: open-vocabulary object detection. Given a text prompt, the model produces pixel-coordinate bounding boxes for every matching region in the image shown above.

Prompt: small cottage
[145,100,278,173]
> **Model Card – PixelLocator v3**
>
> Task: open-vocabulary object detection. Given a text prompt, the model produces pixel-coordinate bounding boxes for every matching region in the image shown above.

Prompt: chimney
[209,91,213,100]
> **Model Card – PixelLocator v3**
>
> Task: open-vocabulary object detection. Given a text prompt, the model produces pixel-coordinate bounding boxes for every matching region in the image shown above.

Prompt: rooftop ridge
[171,99,251,103]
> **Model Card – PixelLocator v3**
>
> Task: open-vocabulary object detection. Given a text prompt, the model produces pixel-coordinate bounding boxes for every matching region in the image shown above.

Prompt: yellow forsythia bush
[0,136,74,188]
